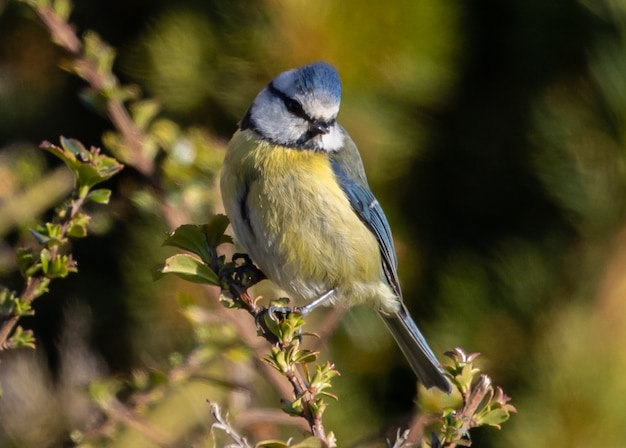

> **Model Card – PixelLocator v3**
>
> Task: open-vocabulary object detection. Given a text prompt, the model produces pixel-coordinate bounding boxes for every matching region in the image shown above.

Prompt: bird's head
[242,61,345,152]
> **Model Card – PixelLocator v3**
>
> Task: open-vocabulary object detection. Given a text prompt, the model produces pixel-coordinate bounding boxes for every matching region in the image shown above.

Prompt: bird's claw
[266,305,293,322]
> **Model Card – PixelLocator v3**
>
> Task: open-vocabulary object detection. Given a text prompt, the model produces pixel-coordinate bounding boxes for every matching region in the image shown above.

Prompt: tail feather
[379,305,451,393]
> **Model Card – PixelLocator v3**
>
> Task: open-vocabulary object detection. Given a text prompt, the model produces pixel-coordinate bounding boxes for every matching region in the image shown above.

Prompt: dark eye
[285,98,305,116]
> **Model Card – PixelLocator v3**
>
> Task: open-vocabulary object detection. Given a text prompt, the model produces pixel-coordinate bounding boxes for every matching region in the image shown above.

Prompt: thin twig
[34,4,152,175]
[246,311,330,444]
[388,428,412,448]
[217,256,334,445]
[405,413,435,447]
[209,401,253,448]
[285,369,327,442]
[0,316,20,351]
[445,374,492,448]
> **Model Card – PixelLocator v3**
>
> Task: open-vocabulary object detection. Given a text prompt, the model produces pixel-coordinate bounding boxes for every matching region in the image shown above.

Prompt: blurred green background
[1,0,626,446]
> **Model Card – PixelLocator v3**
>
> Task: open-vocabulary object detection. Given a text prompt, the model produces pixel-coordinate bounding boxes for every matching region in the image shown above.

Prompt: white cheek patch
[318,125,345,152]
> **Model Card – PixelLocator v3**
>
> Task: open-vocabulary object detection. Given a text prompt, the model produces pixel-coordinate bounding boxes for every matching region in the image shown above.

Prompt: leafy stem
[18,0,152,174]
[427,348,518,448]
[157,218,338,447]
[0,138,123,351]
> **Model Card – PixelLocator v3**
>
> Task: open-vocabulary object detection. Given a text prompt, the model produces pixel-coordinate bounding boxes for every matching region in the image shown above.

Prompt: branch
[221,257,338,446]
[0,138,123,351]
[159,223,339,447]
[209,401,253,448]
[29,1,152,175]
[430,349,517,447]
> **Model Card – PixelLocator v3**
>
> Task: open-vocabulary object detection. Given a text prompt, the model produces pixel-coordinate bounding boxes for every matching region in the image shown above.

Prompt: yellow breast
[221,129,394,310]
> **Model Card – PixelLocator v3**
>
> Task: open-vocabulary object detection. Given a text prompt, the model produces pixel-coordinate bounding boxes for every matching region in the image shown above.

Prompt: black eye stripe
[268,82,312,122]
[285,98,304,115]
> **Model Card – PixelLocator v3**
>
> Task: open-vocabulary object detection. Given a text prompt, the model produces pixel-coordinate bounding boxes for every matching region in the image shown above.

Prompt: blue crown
[295,61,342,101]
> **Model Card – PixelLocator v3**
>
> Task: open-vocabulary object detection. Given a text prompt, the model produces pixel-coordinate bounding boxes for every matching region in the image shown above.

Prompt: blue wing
[329,132,401,297]
[330,130,451,392]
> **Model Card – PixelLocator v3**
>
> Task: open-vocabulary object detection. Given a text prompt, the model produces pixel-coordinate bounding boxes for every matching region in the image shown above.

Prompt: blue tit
[220,61,450,393]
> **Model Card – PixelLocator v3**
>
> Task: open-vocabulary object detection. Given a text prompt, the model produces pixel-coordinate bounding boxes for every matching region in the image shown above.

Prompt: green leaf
[163,224,214,265]
[218,293,240,309]
[67,224,87,238]
[16,248,34,273]
[262,312,282,340]
[0,288,18,315]
[47,222,62,238]
[105,84,141,103]
[53,0,72,20]
[263,347,291,373]
[156,254,219,285]
[162,216,232,266]
[30,224,65,247]
[32,278,50,299]
[67,213,90,238]
[130,100,161,130]
[289,437,325,448]
[203,214,232,247]
[41,138,123,191]
[318,390,339,401]
[256,440,290,448]
[40,248,51,274]
[13,297,34,317]
[86,188,112,204]
[281,396,304,416]
[60,136,90,160]
[82,32,116,82]
[46,254,77,278]
[9,326,36,349]
[273,348,289,372]
[476,408,511,429]
[293,349,318,365]
[91,154,124,184]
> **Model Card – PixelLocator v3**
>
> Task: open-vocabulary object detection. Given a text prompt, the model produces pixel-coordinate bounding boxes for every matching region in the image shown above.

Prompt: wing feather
[329,131,401,297]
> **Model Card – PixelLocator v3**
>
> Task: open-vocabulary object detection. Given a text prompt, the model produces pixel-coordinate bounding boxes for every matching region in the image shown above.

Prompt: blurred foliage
[0,0,625,447]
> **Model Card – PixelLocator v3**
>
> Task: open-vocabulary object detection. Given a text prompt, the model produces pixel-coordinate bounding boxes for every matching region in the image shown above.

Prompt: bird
[220,61,450,393]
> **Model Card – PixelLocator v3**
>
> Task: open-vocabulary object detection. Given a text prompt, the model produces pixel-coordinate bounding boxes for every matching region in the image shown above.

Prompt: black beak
[309,121,330,135]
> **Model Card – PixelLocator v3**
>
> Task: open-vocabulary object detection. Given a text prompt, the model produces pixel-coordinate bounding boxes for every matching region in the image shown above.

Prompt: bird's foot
[296,289,336,315]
